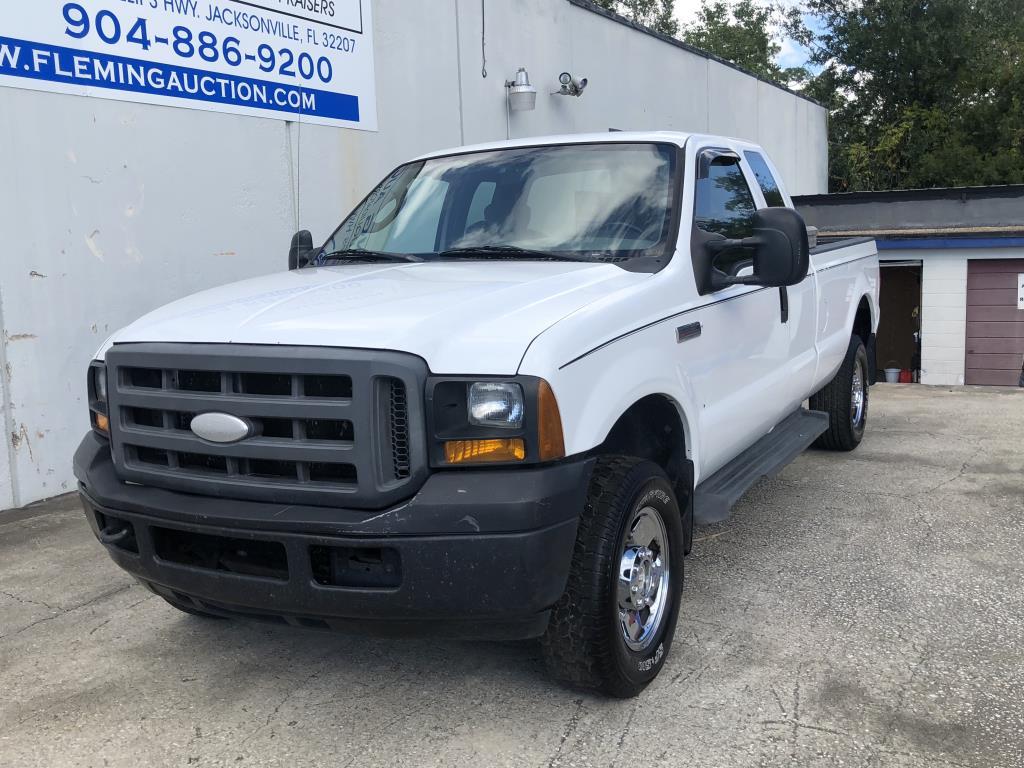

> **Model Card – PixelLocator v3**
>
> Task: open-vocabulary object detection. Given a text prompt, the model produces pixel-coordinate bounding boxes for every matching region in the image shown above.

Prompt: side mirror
[289,230,314,270]
[708,208,809,290]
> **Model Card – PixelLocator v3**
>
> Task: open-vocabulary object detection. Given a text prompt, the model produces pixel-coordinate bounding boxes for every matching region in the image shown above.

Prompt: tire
[541,456,684,698]
[810,334,869,451]
[160,596,225,620]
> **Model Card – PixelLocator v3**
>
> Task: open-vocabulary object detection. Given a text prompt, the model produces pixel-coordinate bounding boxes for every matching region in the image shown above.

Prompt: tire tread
[541,456,676,696]
[810,335,868,451]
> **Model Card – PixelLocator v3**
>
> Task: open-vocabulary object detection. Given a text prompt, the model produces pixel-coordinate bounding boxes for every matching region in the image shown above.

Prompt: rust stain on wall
[10,424,35,462]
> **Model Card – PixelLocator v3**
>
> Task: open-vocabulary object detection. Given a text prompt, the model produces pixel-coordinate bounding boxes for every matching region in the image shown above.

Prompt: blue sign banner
[0,35,359,122]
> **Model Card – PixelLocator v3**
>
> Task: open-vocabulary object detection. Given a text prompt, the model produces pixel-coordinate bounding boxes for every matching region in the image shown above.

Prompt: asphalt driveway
[1,384,1022,767]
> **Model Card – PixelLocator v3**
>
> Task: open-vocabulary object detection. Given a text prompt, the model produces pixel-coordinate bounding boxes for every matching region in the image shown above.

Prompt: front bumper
[74,433,591,639]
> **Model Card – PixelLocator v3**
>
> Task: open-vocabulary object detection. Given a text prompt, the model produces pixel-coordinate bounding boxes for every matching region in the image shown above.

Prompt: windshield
[317,143,678,264]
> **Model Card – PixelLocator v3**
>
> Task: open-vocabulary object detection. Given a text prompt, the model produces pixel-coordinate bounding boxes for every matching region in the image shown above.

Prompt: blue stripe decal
[0,35,359,123]
[877,237,1024,250]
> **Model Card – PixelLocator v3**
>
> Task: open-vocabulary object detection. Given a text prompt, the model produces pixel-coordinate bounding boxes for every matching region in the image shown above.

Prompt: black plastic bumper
[74,433,591,639]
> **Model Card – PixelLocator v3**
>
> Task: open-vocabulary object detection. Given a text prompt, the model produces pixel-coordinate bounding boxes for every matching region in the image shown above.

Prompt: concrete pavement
[1,384,1022,767]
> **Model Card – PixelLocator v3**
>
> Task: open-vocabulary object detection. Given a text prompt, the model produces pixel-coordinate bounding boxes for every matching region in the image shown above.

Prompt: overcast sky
[672,0,812,70]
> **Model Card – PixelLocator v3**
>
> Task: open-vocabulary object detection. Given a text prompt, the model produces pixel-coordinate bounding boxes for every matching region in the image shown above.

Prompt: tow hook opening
[94,511,139,554]
[310,545,402,589]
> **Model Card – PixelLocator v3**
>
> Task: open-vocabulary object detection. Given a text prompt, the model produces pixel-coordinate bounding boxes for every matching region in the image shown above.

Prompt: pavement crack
[0,583,133,640]
[769,684,787,715]
[0,589,60,611]
[616,700,638,749]
[761,719,850,738]
[546,697,583,768]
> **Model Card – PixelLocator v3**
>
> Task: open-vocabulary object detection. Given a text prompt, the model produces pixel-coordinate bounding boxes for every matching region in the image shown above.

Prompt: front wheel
[541,456,684,697]
[810,335,869,451]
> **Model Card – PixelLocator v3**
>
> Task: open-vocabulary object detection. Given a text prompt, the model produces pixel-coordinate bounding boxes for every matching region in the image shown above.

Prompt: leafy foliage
[682,0,809,85]
[804,0,1024,191]
[591,0,680,37]
[595,0,1024,192]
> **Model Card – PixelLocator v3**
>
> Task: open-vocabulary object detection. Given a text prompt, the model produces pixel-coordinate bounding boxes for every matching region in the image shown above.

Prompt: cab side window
[694,157,757,275]
[744,151,785,207]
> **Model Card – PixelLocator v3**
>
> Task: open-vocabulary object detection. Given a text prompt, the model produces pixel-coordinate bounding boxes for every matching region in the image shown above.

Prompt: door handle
[676,322,702,343]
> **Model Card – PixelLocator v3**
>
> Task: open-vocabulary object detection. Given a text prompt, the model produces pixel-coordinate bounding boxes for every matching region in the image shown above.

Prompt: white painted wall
[0,0,827,510]
[882,247,1024,386]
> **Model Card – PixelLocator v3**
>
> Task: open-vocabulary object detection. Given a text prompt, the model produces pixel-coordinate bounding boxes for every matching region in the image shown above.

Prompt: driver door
[685,148,795,478]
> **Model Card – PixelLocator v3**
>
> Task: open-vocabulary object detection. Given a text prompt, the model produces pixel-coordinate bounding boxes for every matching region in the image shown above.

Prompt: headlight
[89,362,109,435]
[94,365,108,402]
[468,382,524,429]
[428,377,564,466]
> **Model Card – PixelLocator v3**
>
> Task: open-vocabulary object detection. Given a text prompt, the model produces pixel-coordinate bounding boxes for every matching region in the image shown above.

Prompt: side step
[693,409,829,525]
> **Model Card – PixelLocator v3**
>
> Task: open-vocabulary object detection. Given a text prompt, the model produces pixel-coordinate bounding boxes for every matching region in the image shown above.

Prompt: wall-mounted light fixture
[504,67,536,138]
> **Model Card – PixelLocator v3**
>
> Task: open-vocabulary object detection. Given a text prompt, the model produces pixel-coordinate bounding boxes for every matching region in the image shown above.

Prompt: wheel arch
[853,294,877,383]
[854,295,873,342]
[594,393,695,553]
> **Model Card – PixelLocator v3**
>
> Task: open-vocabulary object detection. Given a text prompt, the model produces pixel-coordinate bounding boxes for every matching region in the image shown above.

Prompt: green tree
[592,0,679,37]
[804,0,1024,191]
[682,0,809,85]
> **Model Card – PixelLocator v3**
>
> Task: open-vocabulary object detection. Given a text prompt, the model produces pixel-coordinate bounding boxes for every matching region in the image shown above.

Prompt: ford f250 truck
[75,132,879,697]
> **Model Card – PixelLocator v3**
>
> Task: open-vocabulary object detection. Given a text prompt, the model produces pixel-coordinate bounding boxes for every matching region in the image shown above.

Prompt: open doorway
[877,262,923,381]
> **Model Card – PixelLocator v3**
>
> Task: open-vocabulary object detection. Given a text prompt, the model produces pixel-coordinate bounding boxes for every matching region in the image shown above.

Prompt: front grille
[105,344,427,509]
[388,379,411,480]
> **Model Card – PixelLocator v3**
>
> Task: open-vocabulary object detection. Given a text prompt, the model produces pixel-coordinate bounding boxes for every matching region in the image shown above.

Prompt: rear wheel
[541,456,684,697]
[810,335,869,451]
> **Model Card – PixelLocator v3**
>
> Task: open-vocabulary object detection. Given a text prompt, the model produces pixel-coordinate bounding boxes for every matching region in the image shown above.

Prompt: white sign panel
[0,0,377,130]
[1018,273,1024,310]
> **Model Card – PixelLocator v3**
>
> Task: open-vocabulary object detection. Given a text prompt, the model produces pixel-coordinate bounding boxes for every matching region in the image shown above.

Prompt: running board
[693,409,829,525]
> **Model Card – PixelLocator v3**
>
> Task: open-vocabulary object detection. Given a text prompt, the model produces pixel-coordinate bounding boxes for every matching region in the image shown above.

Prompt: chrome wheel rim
[617,506,670,652]
[851,359,866,427]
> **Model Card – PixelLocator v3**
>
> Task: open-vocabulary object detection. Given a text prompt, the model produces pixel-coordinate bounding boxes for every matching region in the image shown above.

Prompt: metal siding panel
[965,288,1019,306]
[966,337,1024,354]
[965,259,1024,385]
[967,259,1024,274]
[967,273,1021,289]
[965,353,1024,370]
[965,305,1024,322]
[966,322,1024,338]
[965,369,1021,386]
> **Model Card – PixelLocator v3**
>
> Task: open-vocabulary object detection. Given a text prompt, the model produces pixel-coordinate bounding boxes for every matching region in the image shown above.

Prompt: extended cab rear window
[743,151,785,207]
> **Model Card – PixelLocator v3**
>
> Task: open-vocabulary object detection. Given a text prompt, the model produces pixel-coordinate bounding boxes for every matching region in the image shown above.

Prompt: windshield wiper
[318,249,422,264]
[437,245,590,262]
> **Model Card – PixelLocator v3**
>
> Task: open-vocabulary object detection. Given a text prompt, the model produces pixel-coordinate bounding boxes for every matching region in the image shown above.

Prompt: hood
[100,261,645,374]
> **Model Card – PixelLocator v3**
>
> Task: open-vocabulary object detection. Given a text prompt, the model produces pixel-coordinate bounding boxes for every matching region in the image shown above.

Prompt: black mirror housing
[749,208,809,287]
[705,207,809,291]
[289,230,314,270]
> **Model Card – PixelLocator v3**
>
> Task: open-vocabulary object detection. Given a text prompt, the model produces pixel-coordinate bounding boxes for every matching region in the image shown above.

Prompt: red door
[965,259,1024,386]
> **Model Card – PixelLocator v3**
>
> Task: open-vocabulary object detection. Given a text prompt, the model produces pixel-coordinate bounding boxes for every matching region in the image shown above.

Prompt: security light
[554,72,588,97]
[506,67,537,112]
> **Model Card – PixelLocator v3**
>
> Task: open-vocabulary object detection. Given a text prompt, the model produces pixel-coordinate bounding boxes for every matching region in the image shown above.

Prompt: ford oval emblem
[190,413,252,444]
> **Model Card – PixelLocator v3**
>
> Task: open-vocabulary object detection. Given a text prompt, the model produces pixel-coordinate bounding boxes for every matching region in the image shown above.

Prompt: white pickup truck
[75,132,879,697]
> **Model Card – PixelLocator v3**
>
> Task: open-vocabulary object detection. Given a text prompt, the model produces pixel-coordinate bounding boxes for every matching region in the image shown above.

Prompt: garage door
[965,259,1024,386]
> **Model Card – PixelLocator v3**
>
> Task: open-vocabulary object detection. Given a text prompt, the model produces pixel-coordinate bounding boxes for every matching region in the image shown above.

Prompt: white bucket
[884,368,900,383]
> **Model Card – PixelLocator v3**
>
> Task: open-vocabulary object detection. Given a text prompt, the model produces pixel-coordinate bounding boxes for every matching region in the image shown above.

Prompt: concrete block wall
[920,254,969,386]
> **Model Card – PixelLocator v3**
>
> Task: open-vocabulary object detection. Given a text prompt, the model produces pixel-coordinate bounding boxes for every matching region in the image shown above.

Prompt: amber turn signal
[444,438,525,464]
[94,412,110,434]
[537,379,565,462]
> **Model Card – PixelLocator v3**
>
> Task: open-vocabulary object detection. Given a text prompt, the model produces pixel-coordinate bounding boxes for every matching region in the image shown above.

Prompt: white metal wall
[0,0,827,510]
